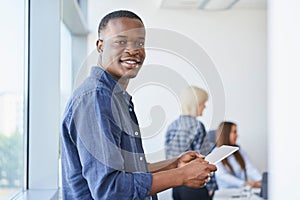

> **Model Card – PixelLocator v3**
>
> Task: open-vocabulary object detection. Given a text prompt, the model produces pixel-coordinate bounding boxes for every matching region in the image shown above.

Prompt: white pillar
[268,0,300,199]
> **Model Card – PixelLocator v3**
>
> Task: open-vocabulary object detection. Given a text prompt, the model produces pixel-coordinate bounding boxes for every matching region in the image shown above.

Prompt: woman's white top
[215,146,261,189]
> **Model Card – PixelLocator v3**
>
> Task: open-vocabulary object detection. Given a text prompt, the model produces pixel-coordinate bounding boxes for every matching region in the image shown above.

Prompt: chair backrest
[260,172,268,199]
[207,130,217,143]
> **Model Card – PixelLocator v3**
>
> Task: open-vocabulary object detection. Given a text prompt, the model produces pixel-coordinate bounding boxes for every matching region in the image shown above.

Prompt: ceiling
[161,0,267,10]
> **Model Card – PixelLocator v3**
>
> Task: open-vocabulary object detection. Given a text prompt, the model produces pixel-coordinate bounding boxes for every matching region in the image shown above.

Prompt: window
[59,22,72,197]
[0,1,26,199]
[60,22,72,117]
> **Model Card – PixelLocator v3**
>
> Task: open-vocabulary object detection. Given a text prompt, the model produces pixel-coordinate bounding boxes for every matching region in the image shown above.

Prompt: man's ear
[96,39,103,53]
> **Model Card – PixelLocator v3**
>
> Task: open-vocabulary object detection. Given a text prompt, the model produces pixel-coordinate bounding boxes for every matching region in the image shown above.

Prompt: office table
[213,188,264,200]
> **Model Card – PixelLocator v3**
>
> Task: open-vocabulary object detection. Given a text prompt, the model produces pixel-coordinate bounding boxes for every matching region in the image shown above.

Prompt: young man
[61,10,217,200]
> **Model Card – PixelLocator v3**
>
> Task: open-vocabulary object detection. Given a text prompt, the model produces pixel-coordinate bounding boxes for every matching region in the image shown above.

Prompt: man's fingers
[198,153,205,159]
[185,180,207,188]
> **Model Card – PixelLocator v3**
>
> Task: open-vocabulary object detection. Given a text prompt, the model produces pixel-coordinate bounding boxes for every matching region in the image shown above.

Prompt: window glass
[60,22,72,114]
[59,21,72,198]
[0,1,26,199]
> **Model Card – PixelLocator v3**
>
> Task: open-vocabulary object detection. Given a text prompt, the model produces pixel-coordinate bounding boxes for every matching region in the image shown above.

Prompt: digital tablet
[205,145,239,164]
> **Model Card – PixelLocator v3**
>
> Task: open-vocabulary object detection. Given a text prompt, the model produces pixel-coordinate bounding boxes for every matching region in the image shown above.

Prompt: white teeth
[124,60,137,64]
[121,61,139,69]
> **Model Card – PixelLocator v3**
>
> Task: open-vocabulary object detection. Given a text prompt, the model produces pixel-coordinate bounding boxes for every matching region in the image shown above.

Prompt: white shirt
[215,146,261,189]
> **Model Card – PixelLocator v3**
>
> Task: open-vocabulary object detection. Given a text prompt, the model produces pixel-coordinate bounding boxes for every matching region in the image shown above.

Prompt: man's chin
[124,68,140,79]
[123,73,138,79]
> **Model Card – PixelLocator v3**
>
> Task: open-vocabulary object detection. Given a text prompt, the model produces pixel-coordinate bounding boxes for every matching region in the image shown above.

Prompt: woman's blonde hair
[180,86,208,117]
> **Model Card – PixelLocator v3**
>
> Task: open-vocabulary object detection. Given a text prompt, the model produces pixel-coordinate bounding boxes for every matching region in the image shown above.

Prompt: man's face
[97,17,146,80]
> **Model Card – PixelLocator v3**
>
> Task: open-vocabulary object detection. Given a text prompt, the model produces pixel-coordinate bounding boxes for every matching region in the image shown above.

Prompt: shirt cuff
[133,172,152,199]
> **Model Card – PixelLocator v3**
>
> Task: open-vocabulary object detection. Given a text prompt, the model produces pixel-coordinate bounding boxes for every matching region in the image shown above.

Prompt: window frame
[15,0,88,199]
[16,0,61,198]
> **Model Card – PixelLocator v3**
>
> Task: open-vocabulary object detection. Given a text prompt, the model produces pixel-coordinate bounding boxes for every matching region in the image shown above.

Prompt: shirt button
[134,131,139,136]
[139,156,143,161]
[129,108,133,112]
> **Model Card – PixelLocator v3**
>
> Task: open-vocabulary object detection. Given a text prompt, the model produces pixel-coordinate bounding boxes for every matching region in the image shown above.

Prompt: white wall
[268,0,300,199]
[84,2,267,198]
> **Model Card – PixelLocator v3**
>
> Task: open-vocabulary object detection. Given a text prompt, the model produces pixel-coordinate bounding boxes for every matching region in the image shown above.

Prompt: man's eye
[136,41,144,47]
[116,40,127,45]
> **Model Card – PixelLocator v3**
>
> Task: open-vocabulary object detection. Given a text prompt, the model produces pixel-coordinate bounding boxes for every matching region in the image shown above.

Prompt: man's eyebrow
[113,35,145,40]
[114,35,127,38]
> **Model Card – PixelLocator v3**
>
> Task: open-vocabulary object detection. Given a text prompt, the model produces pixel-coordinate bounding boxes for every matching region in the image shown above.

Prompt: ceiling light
[161,0,207,9]
[199,0,240,10]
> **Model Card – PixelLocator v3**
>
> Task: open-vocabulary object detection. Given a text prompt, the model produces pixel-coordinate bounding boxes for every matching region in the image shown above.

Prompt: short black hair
[98,10,143,38]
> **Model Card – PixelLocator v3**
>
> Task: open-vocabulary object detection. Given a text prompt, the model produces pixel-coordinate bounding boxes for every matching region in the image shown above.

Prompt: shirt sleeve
[215,148,262,189]
[190,122,205,152]
[241,150,262,181]
[165,129,196,159]
[68,89,152,199]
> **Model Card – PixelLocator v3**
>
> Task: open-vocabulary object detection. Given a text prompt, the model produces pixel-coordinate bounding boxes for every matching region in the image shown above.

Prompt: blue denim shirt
[61,66,156,200]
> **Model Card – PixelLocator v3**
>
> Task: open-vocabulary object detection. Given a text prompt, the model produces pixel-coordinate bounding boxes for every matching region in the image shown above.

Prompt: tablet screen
[205,145,239,164]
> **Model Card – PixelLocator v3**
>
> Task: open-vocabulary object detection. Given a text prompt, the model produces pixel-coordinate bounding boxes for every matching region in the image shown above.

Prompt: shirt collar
[180,115,197,120]
[90,66,132,104]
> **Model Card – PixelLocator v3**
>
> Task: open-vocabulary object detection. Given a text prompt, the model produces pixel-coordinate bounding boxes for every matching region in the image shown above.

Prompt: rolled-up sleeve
[77,138,152,199]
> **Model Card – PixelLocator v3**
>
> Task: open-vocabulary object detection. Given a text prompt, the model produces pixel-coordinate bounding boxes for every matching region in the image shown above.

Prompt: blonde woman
[215,121,262,189]
[165,86,217,200]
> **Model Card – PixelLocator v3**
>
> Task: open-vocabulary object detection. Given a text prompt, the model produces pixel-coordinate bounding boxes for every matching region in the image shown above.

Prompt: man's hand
[177,151,205,168]
[149,154,217,195]
[179,158,217,188]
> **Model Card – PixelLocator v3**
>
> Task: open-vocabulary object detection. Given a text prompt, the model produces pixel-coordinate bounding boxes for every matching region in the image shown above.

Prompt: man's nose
[125,44,139,55]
